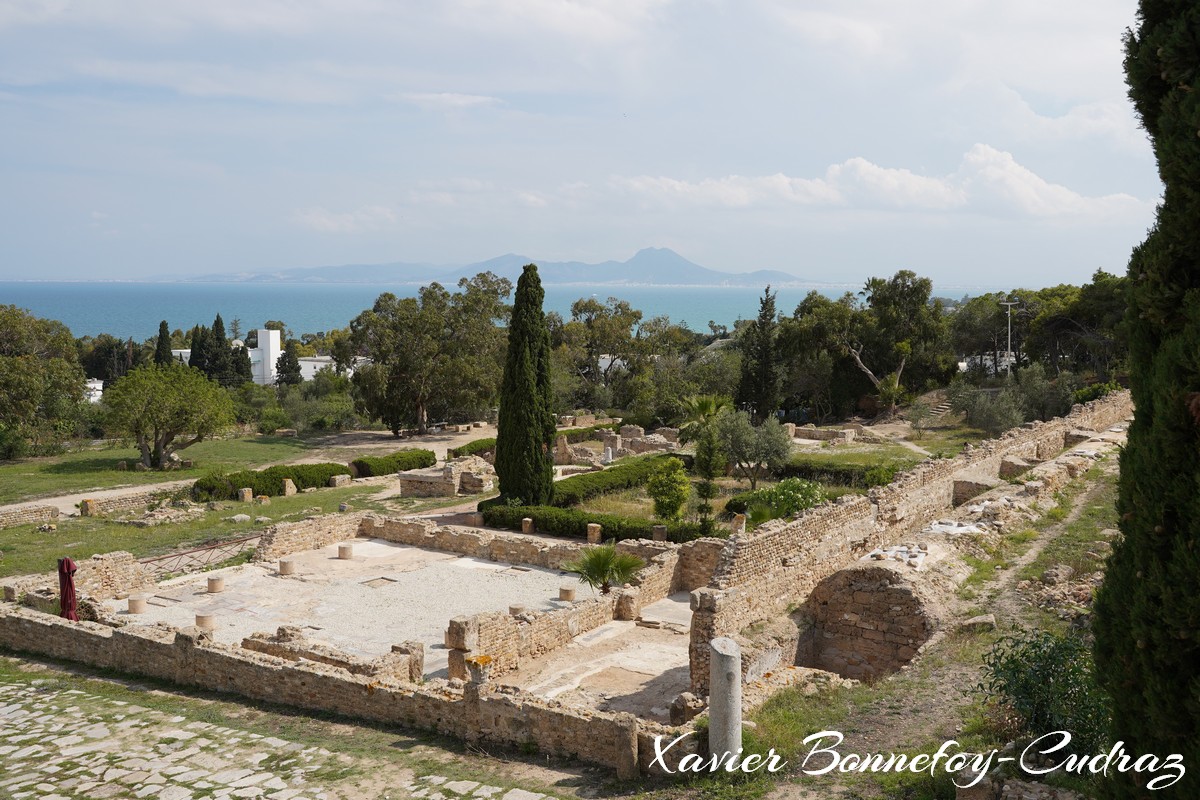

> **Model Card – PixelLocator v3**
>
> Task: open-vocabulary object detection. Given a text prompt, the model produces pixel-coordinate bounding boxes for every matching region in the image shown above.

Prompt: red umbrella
[58,557,78,621]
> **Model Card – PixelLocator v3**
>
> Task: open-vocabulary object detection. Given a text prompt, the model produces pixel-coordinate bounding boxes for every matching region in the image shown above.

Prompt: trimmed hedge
[561,423,620,444]
[351,449,437,477]
[447,438,496,459]
[775,455,914,489]
[550,454,673,508]
[193,463,351,501]
[481,504,706,543]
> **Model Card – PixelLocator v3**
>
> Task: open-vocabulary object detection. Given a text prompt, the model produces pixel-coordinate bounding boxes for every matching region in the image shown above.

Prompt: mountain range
[186,248,811,288]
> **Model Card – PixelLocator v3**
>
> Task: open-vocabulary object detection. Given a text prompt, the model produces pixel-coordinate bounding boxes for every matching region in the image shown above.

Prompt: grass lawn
[910,413,990,457]
[788,442,923,469]
[0,435,318,505]
[0,486,385,578]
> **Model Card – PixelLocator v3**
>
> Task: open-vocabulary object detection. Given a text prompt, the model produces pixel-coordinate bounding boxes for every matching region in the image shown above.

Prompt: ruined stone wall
[1,551,156,602]
[253,512,368,562]
[447,596,617,679]
[688,390,1132,692]
[0,604,645,777]
[801,565,938,680]
[365,516,586,570]
[80,488,174,518]
[675,538,725,591]
[0,505,58,530]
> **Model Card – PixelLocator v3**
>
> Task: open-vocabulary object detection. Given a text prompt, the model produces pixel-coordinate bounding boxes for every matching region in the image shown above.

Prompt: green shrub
[351,449,437,477]
[978,630,1110,755]
[776,456,909,489]
[724,478,825,518]
[447,437,496,459]
[1073,380,1121,405]
[647,457,690,520]
[481,504,705,543]
[192,462,351,500]
[550,455,673,507]
[561,423,620,444]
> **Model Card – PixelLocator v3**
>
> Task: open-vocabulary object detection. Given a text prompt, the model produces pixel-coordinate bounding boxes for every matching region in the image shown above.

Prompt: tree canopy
[350,272,512,434]
[104,363,234,468]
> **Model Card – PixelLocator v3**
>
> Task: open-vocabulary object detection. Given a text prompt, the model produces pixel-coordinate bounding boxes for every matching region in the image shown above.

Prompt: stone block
[586,523,602,543]
[559,586,576,602]
[328,474,351,488]
[619,424,644,439]
[521,517,534,534]
[237,488,253,502]
[445,616,479,651]
[731,514,746,536]
[278,559,295,576]
[338,543,354,560]
[1064,429,1096,447]
[116,460,127,471]
[999,456,1033,479]
[652,525,668,542]
[207,576,225,593]
[127,596,147,614]
[958,614,996,633]
[255,495,271,505]
[952,478,999,506]
[80,499,99,517]
[281,478,297,496]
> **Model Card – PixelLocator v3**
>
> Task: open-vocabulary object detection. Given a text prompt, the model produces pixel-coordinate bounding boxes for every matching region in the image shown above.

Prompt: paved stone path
[0,680,563,800]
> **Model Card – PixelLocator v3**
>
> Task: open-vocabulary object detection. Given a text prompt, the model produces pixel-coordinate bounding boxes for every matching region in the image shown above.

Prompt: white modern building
[168,328,345,386]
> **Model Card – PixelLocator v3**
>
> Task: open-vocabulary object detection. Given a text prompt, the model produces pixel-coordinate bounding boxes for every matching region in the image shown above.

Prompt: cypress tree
[736,285,780,423]
[231,343,253,385]
[188,325,210,375]
[204,314,232,383]
[1092,7,1200,797]
[494,264,555,505]
[275,341,303,386]
[154,320,172,366]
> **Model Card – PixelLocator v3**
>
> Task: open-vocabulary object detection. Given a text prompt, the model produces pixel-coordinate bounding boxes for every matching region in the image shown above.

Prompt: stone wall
[801,564,939,679]
[253,512,368,561]
[0,505,59,530]
[446,596,616,679]
[2,551,156,603]
[241,626,423,683]
[80,488,174,518]
[0,604,649,778]
[687,390,1132,692]
[364,516,586,570]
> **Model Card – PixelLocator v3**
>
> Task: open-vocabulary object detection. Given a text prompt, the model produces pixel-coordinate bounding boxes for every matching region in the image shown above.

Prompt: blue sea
[0,281,858,340]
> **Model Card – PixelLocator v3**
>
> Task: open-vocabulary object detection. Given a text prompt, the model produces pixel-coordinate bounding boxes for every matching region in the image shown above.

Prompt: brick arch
[797,565,939,680]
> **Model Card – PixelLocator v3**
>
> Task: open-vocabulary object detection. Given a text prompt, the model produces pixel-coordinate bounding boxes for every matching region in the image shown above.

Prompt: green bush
[551,455,673,508]
[192,462,351,501]
[561,423,620,444]
[351,449,437,477]
[447,437,496,459]
[481,504,705,543]
[724,478,826,518]
[1073,380,1121,405]
[979,630,1110,755]
[647,457,690,520]
[776,456,908,489]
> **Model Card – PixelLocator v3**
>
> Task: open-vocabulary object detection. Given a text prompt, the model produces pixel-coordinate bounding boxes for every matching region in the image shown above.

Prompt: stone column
[338,544,354,560]
[586,523,602,543]
[652,524,668,541]
[708,637,742,767]
[207,576,224,593]
[521,517,535,534]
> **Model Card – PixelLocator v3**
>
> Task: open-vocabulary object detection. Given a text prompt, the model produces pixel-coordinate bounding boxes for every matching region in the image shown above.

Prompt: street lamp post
[999,299,1019,374]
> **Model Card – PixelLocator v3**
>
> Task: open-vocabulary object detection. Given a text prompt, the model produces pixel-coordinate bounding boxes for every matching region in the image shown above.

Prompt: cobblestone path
[0,667,573,800]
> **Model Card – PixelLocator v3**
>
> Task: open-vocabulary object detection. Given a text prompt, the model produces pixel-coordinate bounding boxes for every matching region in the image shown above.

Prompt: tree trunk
[415,401,428,434]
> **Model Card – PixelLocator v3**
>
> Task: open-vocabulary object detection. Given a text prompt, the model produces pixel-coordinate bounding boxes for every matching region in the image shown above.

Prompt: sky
[0,0,1162,289]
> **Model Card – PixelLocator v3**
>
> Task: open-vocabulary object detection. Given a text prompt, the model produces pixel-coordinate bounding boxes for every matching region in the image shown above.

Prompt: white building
[169,328,345,386]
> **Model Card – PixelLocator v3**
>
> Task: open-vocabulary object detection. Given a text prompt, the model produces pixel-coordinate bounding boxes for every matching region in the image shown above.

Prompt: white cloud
[294,205,400,233]
[613,145,1148,220]
[401,92,501,110]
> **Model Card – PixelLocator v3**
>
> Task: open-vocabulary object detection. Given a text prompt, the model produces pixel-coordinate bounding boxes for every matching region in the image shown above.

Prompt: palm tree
[563,544,645,595]
[678,394,731,443]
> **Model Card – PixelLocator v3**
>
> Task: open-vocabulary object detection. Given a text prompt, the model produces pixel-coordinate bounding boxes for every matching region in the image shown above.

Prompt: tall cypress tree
[204,314,232,384]
[735,285,780,423]
[275,341,303,387]
[494,264,555,505]
[188,325,210,375]
[154,320,173,366]
[1092,7,1200,797]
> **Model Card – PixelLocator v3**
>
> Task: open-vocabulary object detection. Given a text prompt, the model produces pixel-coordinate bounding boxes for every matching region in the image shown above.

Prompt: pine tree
[154,320,173,366]
[1091,6,1200,797]
[736,285,780,423]
[494,264,555,505]
[275,341,303,386]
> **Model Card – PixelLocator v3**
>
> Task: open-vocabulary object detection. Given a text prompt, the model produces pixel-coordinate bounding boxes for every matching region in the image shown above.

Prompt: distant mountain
[186,248,807,287]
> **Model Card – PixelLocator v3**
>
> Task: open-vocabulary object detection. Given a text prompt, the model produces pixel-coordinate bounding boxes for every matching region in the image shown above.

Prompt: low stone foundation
[0,504,59,530]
